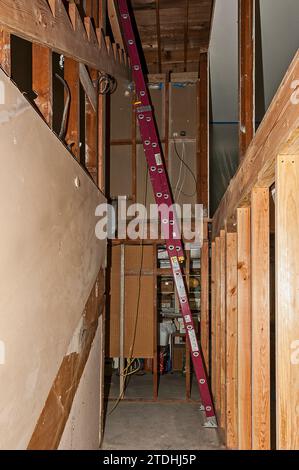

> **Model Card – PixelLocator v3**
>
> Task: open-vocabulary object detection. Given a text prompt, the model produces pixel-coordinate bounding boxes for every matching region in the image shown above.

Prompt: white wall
[58,325,102,450]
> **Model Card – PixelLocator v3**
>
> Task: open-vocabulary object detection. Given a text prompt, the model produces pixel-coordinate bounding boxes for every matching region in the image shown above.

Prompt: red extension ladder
[118,0,217,427]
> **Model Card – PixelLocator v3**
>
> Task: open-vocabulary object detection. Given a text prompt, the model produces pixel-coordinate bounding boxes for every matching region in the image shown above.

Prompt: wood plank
[65,58,80,159]
[79,63,97,112]
[200,234,209,372]
[155,0,162,73]
[183,0,189,72]
[276,154,299,450]
[153,245,158,400]
[251,187,271,449]
[132,93,137,202]
[185,250,191,400]
[164,74,170,168]
[108,0,125,50]
[226,232,238,449]
[0,27,11,76]
[32,44,53,127]
[215,237,221,414]
[237,207,252,449]
[85,68,98,183]
[220,229,226,429]
[98,0,107,194]
[0,0,129,80]
[239,0,255,161]
[197,53,209,211]
[212,51,299,239]
[211,240,216,396]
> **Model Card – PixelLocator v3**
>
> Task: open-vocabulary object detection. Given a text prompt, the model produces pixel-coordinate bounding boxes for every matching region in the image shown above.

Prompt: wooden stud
[237,207,252,449]
[215,236,221,414]
[226,231,238,449]
[239,0,255,161]
[132,93,137,203]
[251,187,271,449]
[98,0,107,194]
[164,74,170,169]
[220,229,226,430]
[85,68,98,183]
[200,226,209,372]
[0,28,11,76]
[108,0,124,51]
[64,58,80,160]
[183,0,189,72]
[211,241,216,396]
[153,244,158,401]
[32,44,53,127]
[185,250,191,400]
[155,0,162,74]
[276,155,299,450]
[197,54,209,212]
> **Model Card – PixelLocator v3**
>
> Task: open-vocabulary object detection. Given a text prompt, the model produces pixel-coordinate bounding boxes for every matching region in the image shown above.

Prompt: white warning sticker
[155,153,162,165]
[188,329,199,353]
[185,315,191,323]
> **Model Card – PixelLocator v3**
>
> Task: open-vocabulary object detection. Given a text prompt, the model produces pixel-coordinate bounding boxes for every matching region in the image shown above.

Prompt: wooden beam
[132,93,137,202]
[215,236,221,415]
[251,187,270,450]
[164,74,170,169]
[220,229,226,430]
[183,0,189,72]
[98,0,107,194]
[79,63,97,112]
[85,68,98,183]
[276,154,299,450]
[32,44,53,127]
[237,207,252,450]
[0,0,130,80]
[226,231,238,449]
[200,225,210,372]
[211,240,216,395]
[239,0,255,161]
[65,58,80,160]
[108,0,125,50]
[155,0,162,74]
[212,50,299,239]
[197,53,209,212]
[0,28,11,76]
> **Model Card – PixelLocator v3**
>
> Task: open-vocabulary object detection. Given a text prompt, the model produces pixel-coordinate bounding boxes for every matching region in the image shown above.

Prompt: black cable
[173,137,197,198]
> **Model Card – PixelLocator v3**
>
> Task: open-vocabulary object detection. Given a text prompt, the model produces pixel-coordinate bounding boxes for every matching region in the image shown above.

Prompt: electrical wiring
[174,140,184,202]
[98,72,117,95]
[109,171,148,415]
[173,136,197,198]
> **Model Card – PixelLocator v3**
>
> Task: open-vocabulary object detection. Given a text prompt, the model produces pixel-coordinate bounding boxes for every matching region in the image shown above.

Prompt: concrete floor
[101,372,223,450]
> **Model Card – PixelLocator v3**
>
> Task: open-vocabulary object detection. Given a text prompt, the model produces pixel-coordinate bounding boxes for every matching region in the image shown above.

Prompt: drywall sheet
[110,79,132,141]
[110,145,132,198]
[170,84,197,139]
[0,70,106,449]
[108,245,155,358]
[58,324,101,450]
[168,141,197,206]
[136,143,156,209]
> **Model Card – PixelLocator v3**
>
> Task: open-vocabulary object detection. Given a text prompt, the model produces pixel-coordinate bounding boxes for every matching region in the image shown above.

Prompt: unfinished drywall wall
[58,324,102,450]
[0,70,106,449]
[110,78,198,206]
